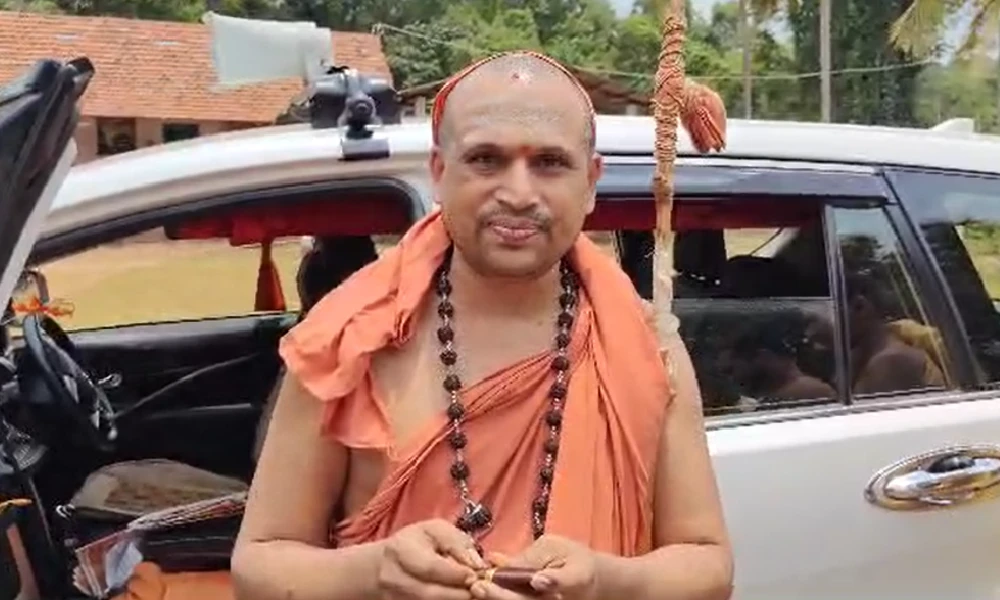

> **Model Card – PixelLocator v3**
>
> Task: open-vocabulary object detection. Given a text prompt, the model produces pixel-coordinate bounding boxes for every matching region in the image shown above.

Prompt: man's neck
[447,252,562,318]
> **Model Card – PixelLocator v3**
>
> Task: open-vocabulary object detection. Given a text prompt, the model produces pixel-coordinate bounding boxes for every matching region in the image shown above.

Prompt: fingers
[469,580,559,600]
[485,552,510,567]
[531,563,590,594]
[409,582,476,600]
[392,535,479,588]
[504,540,563,570]
[421,519,489,570]
[380,562,475,600]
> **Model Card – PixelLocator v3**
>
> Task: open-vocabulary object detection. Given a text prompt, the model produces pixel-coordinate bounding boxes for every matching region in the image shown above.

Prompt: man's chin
[473,249,558,280]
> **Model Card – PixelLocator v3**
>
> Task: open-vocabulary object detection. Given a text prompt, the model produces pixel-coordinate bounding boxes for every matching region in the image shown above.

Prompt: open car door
[0,57,93,310]
[0,56,92,600]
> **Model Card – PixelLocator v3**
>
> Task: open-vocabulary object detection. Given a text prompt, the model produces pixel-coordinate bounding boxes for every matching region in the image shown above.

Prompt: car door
[24,179,419,481]
[706,167,1000,600]
[596,157,1000,599]
[0,55,93,600]
[0,58,89,308]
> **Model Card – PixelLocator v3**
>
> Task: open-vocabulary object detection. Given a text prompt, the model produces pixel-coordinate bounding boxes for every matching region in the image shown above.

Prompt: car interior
[0,187,412,598]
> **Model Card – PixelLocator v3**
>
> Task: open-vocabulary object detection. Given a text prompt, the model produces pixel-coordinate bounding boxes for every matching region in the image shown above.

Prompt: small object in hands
[479,567,541,596]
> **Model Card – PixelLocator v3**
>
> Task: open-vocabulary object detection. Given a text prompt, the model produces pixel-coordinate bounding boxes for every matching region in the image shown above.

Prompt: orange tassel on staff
[651,0,727,344]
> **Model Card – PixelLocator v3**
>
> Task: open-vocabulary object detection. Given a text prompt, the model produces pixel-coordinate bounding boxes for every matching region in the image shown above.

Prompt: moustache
[481,211,551,231]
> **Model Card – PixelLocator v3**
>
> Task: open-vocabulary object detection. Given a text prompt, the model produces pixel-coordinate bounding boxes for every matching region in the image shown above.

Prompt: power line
[373,21,936,83]
[588,60,936,81]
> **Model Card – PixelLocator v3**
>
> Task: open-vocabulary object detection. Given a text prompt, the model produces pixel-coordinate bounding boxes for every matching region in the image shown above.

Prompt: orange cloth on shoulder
[280,211,672,556]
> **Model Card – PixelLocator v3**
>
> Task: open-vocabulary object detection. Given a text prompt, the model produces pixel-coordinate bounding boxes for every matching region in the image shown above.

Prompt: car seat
[717,255,814,299]
[673,230,726,298]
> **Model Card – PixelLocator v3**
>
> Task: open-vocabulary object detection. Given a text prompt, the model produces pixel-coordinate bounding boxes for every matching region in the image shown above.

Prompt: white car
[5,57,1000,600]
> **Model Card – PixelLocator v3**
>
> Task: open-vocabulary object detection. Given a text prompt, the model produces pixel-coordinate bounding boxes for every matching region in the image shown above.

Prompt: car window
[892,170,1000,386]
[594,197,839,417]
[28,229,391,332]
[596,193,958,417]
[830,206,955,397]
[24,180,415,332]
[30,231,307,331]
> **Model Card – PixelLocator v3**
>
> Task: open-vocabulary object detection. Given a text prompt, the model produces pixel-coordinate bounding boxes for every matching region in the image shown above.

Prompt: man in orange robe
[231,51,732,600]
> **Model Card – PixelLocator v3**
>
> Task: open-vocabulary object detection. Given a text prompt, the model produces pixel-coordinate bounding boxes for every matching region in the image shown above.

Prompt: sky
[608,0,970,60]
[610,0,715,18]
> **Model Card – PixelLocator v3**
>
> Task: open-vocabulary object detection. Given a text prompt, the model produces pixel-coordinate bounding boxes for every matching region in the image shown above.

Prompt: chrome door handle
[865,444,1000,510]
[884,457,1000,505]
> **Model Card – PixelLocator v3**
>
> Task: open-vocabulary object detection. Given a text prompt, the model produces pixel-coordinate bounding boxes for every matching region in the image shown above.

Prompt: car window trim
[826,197,970,401]
[883,168,986,389]
[823,202,852,406]
[883,201,979,388]
[598,160,892,201]
[706,386,1000,431]
[29,176,425,265]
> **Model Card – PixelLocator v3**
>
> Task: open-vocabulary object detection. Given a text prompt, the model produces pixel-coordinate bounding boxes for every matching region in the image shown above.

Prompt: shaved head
[435,52,595,153]
[429,51,603,280]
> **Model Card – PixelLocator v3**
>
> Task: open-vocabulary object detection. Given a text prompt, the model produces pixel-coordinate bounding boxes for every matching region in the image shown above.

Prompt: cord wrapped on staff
[652,0,727,345]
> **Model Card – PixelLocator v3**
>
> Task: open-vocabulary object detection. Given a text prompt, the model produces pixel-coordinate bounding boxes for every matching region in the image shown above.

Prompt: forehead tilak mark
[456,102,586,143]
[437,54,595,148]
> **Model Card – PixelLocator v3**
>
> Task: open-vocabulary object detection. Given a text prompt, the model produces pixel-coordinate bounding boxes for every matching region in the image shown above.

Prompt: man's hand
[378,519,488,600]
[471,535,599,600]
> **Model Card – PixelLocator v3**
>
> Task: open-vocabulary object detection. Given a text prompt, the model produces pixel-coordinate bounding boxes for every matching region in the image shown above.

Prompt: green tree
[611,1,796,119]
[789,0,922,125]
[381,19,471,89]
[914,57,1000,131]
[543,0,618,68]
[890,0,995,58]
[382,0,624,89]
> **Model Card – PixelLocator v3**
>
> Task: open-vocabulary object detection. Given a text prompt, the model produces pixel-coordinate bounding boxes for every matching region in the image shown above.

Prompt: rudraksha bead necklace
[434,250,579,545]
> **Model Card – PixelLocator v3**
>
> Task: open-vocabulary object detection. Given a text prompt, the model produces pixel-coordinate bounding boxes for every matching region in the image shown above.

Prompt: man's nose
[497,160,539,208]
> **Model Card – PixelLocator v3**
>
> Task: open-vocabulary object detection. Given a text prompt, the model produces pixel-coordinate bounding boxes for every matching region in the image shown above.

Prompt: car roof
[43,114,1000,239]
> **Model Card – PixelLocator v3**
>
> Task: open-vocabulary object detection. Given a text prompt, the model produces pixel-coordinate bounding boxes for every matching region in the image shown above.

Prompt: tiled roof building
[0,10,391,161]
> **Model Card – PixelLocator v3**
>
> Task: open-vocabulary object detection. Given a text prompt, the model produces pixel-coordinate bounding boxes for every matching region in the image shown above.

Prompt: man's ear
[430,145,446,183]
[584,153,604,214]
[429,145,447,207]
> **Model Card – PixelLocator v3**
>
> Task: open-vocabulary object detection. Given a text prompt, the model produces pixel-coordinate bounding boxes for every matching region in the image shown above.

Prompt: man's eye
[468,153,500,166]
[535,154,570,169]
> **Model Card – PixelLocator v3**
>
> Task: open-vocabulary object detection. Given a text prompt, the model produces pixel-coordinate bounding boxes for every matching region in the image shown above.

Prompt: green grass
[21,228,1000,333]
[31,240,307,331]
[965,237,1000,300]
[28,234,620,332]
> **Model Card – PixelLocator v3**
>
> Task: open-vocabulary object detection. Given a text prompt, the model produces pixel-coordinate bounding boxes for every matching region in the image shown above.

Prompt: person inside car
[233,51,733,600]
[844,271,946,394]
[251,235,378,463]
[803,271,945,396]
[728,310,836,405]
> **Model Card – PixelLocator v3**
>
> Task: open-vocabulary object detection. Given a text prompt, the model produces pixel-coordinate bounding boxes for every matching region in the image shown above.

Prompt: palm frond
[890,0,954,57]
[955,0,1000,58]
[747,0,794,21]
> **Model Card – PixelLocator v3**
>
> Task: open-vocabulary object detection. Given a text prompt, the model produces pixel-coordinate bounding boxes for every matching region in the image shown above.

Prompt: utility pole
[739,0,753,118]
[819,0,831,122]
[996,18,1000,131]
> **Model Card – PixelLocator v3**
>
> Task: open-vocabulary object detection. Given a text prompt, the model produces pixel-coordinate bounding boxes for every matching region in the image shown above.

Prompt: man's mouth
[486,218,542,243]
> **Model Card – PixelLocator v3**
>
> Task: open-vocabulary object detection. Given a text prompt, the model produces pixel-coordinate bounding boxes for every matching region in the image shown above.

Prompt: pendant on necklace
[459,500,493,532]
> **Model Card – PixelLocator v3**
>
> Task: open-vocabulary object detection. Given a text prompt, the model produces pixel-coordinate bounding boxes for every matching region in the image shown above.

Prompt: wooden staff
[652,0,727,344]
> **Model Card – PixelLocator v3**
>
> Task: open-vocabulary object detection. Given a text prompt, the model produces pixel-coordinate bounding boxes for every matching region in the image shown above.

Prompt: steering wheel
[20,313,117,451]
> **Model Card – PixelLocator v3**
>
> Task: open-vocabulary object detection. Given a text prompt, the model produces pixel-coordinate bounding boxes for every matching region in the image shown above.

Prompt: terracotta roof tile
[0,11,391,123]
